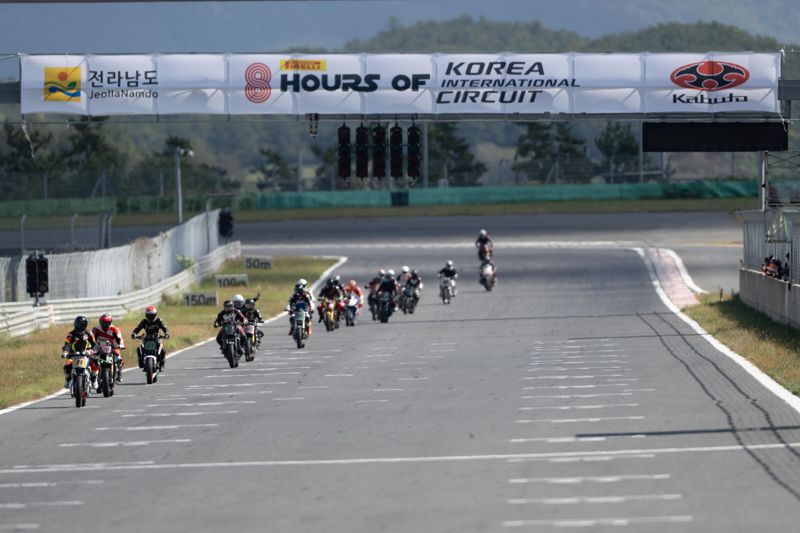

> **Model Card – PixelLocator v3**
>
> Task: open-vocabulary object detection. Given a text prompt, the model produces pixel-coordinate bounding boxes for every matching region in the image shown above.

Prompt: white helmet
[446,260,453,267]
[401,265,410,274]
[297,278,307,287]
[388,269,395,277]
[233,294,244,308]
[479,229,487,237]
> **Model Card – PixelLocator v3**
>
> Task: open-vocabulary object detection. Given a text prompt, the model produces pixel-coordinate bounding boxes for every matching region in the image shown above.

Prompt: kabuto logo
[670,61,749,91]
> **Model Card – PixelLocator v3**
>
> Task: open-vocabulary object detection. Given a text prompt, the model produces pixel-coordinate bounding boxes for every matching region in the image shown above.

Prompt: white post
[174,149,183,225]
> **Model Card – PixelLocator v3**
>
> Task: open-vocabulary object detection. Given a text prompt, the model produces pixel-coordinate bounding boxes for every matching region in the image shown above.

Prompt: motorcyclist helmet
[297,278,307,288]
[348,280,357,290]
[294,283,305,293]
[334,275,341,284]
[233,294,244,309]
[446,260,453,268]
[99,313,113,329]
[223,300,234,311]
[411,269,418,277]
[378,269,386,277]
[145,306,157,321]
[479,229,487,237]
[74,315,88,332]
[244,298,255,310]
[387,269,395,277]
[401,265,410,274]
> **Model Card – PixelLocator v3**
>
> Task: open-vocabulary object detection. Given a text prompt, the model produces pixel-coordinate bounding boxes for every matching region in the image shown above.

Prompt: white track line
[518,403,639,411]
[503,515,692,528]
[0,480,103,489]
[5,443,799,474]
[60,439,191,448]
[96,424,217,431]
[509,474,670,484]
[516,416,644,424]
[121,411,238,418]
[507,494,682,505]
[0,501,82,509]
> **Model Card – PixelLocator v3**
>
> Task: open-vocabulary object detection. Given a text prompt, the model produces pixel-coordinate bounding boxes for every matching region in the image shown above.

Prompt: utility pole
[422,122,429,188]
[174,147,193,225]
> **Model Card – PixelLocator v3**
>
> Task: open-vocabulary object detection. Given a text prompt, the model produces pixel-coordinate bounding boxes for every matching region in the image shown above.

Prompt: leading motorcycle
[480,262,497,291]
[64,351,91,408]
[292,302,309,349]
[439,276,456,304]
[135,334,167,384]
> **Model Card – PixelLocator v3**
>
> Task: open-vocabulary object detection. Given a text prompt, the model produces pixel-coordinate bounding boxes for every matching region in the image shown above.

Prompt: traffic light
[390,124,403,178]
[407,124,421,179]
[338,124,351,179]
[25,253,48,297]
[372,125,386,179]
[218,208,234,239]
[355,125,369,179]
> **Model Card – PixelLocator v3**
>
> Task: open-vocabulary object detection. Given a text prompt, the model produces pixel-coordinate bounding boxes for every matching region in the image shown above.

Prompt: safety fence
[0,179,757,217]
[253,180,757,210]
[0,241,240,338]
[0,210,220,302]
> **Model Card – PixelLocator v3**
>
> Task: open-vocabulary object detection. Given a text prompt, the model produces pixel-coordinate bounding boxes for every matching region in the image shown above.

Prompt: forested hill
[344,17,792,55]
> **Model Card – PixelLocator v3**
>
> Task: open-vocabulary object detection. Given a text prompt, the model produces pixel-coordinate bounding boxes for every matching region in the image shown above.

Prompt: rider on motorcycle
[213,300,248,352]
[288,279,315,336]
[317,278,345,322]
[396,266,411,288]
[365,270,385,313]
[61,316,96,389]
[345,280,364,308]
[377,272,399,311]
[92,314,125,383]
[243,297,264,343]
[131,306,170,371]
[407,269,423,291]
[476,229,493,261]
[439,260,459,296]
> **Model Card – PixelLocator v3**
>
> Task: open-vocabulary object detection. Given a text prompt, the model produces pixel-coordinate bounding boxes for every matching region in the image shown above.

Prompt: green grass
[685,294,800,395]
[0,197,758,230]
[0,256,335,409]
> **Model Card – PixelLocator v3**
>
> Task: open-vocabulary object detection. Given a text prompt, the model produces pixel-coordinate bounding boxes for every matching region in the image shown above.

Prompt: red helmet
[145,306,157,321]
[99,314,113,329]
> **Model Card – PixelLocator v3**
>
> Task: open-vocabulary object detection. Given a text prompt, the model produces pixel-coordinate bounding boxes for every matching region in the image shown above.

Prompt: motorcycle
[243,321,260,361]
[94,341,117,398]
[440,276,457,304]
[401,282,421,314]
[135,334,167,384]
[293,302,309,349]
[344,294,360,327]
[219,322,244,368]
[65,351,91,408]
[480,262,497,291]
[321,297,337,332]
[377,291,393,323]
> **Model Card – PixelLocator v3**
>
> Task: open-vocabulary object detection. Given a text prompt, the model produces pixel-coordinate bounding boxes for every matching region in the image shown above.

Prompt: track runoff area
[1,238,800,532]
[3,53,797,531]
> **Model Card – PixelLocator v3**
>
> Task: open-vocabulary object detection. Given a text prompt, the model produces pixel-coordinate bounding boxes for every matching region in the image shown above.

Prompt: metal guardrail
[0,241,240,338]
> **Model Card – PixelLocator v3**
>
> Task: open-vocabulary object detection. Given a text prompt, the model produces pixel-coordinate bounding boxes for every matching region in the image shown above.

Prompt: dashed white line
[509,475,670,485]
[60,439,191,448]
[527,367,629,372]
[324,374,354,377]
[0,501,82,509]
[0,480,103,489]
[508,437,606,444]
[518,403,639,411]
[121,411,239,418]
[516,416,644,424]
[507,494,682,505]
[522,384,627,390]
[0,525,39,531]
[298,386,328,390]
[503,516,692,528]
[145,401,256,407]
[96,424,218,431]
[521,393,633,399]
[373,388,404,392]
[355,399,388,404]
[273,397,305,401]
[524,374,624,380]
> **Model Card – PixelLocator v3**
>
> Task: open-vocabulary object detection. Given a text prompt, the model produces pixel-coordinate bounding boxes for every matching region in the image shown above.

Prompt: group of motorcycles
[65,334,165,409]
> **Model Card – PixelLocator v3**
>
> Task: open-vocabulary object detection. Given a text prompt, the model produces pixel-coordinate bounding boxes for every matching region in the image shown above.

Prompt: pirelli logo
[280,59,326,71]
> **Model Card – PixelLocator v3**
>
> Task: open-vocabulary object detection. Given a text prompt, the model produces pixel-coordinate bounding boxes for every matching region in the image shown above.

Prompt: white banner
[20,52,781,116]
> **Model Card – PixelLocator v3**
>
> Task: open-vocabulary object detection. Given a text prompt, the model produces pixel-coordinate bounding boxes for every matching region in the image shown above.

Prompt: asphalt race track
[2,239,800,532]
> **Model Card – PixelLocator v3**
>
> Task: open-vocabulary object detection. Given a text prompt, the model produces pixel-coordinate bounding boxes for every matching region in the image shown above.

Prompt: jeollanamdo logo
[44,67,81,101]
[280,59,327,71]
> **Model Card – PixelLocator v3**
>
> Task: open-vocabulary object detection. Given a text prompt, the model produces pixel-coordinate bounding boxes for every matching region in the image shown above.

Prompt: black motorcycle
[377,291,393,323]
[220,321,244,368]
